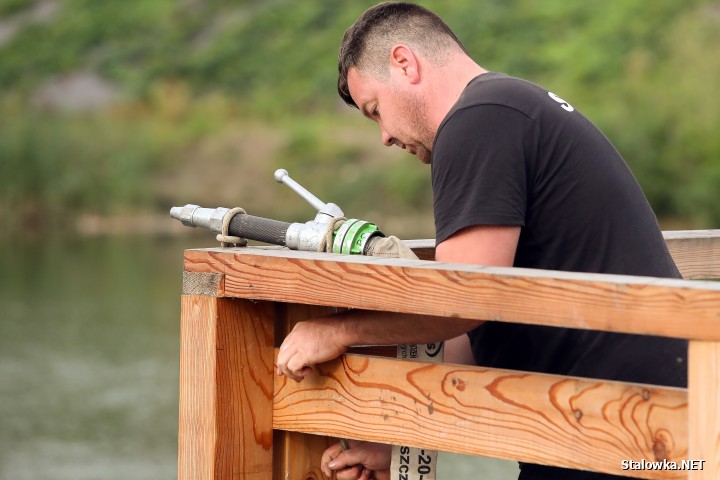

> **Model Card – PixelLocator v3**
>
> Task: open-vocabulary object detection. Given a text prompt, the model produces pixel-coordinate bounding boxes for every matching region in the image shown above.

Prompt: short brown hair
[338,2,467,108]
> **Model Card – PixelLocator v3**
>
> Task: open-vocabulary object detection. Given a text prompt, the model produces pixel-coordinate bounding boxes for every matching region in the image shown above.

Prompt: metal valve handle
[274,169,344,220]
[274,169,325,212]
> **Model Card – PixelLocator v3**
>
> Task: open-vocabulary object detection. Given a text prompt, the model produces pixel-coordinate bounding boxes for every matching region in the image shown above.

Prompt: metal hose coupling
[332,219,383,255]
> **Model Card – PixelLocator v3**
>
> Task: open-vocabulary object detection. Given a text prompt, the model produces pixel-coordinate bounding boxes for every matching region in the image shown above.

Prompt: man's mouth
[395,140,416,155]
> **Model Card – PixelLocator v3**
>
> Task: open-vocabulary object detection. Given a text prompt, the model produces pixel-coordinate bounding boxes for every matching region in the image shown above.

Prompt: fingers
[321,443,344,477]
[336,465,365,480]
[322,443,365,480]
[276,317,350,382]
[276,323,326,382]
[325,444,369,471]
[276,347,314,382]
[358,467,375,480]
[322,441,392,480]
[276,324,314,382]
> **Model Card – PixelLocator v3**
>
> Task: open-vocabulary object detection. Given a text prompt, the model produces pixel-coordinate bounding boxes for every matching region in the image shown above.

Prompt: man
[276,3,687,479]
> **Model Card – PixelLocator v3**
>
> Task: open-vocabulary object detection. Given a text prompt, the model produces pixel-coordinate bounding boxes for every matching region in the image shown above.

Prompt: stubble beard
[403,91,435,164]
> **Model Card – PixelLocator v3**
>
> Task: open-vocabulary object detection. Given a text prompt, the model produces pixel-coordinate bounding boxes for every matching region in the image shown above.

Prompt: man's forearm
[331,309,484,347]
[276,309,484,381]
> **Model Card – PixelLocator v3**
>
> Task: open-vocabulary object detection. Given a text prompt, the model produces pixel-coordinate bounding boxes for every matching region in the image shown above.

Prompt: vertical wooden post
[689,340,720,479]
[179,294,275,480]
[273,304,339,480]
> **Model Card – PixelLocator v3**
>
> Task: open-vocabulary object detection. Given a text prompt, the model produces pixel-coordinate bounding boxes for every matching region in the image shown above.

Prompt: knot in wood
[451,377,466,391]
[653,439,668,461]
[574,409,583,421]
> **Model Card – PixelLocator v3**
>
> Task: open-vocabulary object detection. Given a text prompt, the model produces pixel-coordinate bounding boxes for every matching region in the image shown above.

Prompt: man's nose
[381,129,394,147]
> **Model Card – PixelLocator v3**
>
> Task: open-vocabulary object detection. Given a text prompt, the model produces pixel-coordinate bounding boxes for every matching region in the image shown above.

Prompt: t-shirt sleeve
[431,104,538,244]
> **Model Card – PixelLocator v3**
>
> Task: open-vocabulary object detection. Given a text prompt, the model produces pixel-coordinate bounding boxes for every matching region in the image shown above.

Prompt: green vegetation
[1,0,718,237]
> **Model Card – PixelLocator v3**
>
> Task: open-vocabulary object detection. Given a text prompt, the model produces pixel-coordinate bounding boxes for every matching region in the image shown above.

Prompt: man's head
[338,2,475,164]
[338,2,466,108]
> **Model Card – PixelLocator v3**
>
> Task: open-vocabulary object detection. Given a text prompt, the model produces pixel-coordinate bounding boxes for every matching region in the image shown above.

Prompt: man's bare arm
[276,310,481,381]
[276,224,521,381]
[435,224,519,264]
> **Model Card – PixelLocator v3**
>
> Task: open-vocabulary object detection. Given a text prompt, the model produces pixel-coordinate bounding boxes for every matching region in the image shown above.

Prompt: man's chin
[416,149,431,164]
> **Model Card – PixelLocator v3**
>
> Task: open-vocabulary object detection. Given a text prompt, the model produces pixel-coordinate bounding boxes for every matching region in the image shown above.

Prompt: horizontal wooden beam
[407,230,720,279]
[273,352,688,479]
[663,230,720,280]
[184,247,720,341]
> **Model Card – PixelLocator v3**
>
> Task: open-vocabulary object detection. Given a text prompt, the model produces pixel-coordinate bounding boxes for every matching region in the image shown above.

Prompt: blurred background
[0,0,718,478]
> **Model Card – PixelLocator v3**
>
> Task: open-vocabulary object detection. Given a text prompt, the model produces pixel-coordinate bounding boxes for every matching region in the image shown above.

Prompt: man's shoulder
[435,73,542,148]
[436,72,551,138]
[458,72,547,108]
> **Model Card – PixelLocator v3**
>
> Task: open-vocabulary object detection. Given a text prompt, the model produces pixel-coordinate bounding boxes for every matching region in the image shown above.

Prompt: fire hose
[170,169,442,480]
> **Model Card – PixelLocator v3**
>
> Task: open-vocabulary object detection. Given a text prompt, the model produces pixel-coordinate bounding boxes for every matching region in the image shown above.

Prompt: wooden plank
[179,296,275,480]
[179,295,217,480]
[198,230,720,277]
[689,340,720,479]
[184,248,720,341]
[273,353,688,479]
[273,303,339,480]
[664,231,720,280]
[406,230,720,279]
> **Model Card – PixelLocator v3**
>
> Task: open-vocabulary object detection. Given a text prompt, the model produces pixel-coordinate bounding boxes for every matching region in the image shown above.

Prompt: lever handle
[274,169,327,212]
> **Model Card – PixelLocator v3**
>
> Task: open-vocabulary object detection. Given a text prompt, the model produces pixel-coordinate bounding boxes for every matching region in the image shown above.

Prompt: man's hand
[321,440,391,480]
[276,317,350,382]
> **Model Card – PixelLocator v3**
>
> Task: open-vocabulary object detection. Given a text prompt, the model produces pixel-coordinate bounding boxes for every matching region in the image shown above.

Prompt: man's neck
[425,55,487,130]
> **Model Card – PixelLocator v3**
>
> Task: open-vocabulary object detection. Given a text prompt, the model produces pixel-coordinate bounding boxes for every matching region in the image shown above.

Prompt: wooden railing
[178,230,720,480]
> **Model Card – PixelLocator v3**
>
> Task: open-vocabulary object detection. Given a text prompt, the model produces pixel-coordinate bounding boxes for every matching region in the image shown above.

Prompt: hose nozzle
[170,204,229,233]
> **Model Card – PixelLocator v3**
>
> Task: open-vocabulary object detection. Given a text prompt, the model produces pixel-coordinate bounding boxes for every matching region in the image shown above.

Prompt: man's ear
[389,44,421,84]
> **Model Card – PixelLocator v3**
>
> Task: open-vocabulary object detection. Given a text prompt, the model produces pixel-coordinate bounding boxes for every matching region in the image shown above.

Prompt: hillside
[1,0,719,237]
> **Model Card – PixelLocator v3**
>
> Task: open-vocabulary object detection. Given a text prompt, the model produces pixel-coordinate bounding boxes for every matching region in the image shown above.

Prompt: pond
[0,235,516,479]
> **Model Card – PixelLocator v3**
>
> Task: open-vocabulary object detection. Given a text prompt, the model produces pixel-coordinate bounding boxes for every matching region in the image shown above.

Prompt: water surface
[0,236,515,479]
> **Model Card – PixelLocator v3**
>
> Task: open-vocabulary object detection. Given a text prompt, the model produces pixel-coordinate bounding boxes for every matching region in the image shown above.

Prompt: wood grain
[274,353,688,479]
[179,296,275,480]
[664,231,720,280]
[273,431,337,480]
[179,295,217,480]
[689,340,720,479]
[273,303,340,480]
[184,248,720,341]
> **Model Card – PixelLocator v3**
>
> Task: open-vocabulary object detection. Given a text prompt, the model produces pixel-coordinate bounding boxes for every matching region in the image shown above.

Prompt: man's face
[347,67,435,164]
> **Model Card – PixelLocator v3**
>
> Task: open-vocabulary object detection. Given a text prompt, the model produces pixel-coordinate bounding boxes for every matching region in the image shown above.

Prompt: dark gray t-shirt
[431,73,686,480]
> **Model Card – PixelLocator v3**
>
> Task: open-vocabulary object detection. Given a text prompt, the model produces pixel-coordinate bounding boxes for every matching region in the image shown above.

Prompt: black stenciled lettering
[424,342,443,358]
[418,454,431,465]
